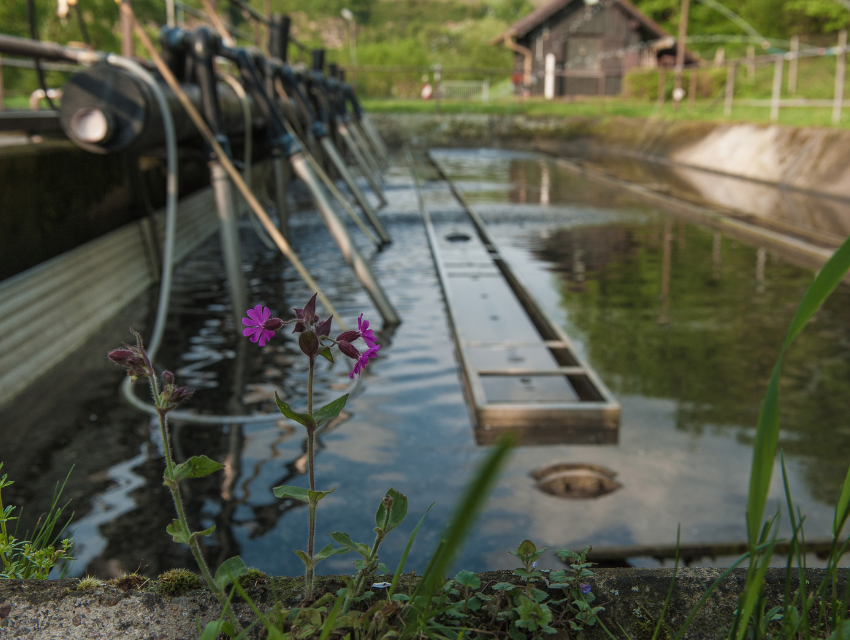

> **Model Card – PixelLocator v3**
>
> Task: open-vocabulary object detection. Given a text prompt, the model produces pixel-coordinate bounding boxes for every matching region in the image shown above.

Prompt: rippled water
[3,147,850,579]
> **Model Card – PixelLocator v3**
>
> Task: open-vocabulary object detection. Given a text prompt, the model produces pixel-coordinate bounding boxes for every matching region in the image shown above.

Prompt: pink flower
[358,313,376,347]
[242,305,282,347]
[349,343,380,379]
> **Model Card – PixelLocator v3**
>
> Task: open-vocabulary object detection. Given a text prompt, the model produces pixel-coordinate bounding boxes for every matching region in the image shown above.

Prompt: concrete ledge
[2,569,846,639]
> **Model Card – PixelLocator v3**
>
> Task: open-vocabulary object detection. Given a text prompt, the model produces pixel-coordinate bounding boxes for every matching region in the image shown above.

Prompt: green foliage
[0,463,73,580]
[156,568,202,596]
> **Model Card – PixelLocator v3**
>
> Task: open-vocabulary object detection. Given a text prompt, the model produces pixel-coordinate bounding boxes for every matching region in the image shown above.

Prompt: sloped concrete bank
[2,569,846,639]
[372,112,850,202]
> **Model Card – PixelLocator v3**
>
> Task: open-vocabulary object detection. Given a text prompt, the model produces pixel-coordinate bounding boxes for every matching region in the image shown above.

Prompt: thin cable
[27,0,56,110]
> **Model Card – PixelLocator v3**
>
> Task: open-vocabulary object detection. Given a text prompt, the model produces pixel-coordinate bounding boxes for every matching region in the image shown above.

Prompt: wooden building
[490,0,696,97]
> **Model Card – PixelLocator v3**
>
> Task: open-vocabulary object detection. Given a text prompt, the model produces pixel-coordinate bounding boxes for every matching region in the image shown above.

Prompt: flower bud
[336,330,359,343]
[107,347,152,379]
[264,317,284,331]
[337,340,360,360]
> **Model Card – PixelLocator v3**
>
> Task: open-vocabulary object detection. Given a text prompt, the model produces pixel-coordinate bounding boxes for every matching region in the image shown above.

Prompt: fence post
[724,61,736,116]
[714,47,725,67]
[788,34,799,94]
[656,70,666,109]
[688,66,697,111]
[544,53,555,99]
[746,45,755,82]
[770,55,783,122]
[833,29,847,125]
[483,79,489,102]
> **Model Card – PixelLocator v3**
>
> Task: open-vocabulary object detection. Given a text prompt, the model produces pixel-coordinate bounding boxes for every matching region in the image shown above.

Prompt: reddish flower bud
[162,371,175,385]
[303,293,317,322]
[337,340,360,360]
[264,317,284,331]
[160,371,194,407]
[336,330,359,343]
[107,347,152,379]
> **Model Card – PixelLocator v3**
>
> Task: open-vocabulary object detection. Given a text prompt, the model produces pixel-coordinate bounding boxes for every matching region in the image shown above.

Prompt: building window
[565,37,601,70]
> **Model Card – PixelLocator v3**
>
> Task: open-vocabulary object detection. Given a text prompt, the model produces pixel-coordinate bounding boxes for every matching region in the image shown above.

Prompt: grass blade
[651,524,680,640]
[747,234,850,545]
[390,503,434,597]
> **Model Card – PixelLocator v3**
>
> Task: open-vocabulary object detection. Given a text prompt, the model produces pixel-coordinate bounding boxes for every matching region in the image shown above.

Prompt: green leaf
[318,346,335,364]
[492,582,518,592]
[198,620,224,640]
[166,519,188,544]
[294,549,311,566]
[557,549,581,563]
[516,539,536,558]
[308,487,336,504]
[454,570,480,589]
[313,394,348,429]
[834,464,850,538]
[272,485,310,503]
[274,392,316,430]
[214,556,249,589]
[375,488,408,533]
[377,563,390,574]
[192,524,216,540]
[389,503,433,597]
[747,234,850,545]
[314,543,350,563]
[330,531,371,557]
[172,455,224,482]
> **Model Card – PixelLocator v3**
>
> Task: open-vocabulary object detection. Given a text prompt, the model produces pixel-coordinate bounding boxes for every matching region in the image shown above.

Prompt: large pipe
[0,32,101,64]
[59,63,259,153]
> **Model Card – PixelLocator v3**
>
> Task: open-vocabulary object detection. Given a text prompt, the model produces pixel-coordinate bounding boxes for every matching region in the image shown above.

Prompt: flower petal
[260,306,271,323]
[243,327,257,337]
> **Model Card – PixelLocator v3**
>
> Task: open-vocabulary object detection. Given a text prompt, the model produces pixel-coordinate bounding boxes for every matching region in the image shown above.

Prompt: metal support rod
[338,122,387,206]
[834,30,847,125]
[348,119,383,178]
[770,55,783,122]
[210,161,248,324]
[321,136,391,244]
[361,114,390,162]
[272,151,290,240]
[290,153,399,325]
[282,121,378,246]
[354,119,386,169]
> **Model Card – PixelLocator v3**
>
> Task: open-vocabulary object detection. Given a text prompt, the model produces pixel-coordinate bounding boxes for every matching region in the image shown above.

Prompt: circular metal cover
[531,463,621,499]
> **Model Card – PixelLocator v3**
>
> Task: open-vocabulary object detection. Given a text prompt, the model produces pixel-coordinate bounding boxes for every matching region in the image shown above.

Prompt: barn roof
[489,0,671,45]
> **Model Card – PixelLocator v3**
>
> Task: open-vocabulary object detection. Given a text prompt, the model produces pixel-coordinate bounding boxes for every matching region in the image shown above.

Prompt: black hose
[26,0,57,110]
[73,2,92,48]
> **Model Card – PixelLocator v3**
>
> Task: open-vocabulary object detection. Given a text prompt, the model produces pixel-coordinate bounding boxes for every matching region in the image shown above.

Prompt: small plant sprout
[241,294,396,602]
[76,575,106,590]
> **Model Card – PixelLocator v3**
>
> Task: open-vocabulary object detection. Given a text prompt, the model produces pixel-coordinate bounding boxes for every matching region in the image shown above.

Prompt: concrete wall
[372,112,850,202]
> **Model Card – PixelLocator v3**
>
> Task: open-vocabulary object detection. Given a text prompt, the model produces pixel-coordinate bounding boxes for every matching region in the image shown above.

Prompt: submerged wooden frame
[409,151,620,446]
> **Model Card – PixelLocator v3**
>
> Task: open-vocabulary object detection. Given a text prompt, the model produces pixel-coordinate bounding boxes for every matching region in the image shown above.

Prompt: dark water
[3,148,850,579]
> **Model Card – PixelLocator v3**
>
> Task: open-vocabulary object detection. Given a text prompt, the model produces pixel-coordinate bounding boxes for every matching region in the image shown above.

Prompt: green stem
[305,355,316,600]
[151,383,238,628]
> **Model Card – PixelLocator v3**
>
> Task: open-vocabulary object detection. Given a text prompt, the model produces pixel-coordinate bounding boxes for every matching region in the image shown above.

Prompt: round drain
[445,232,471,242]
[531,463,621,499]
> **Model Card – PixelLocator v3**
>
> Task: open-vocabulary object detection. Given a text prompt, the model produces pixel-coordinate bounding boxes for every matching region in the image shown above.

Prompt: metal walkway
[409,150,620,446]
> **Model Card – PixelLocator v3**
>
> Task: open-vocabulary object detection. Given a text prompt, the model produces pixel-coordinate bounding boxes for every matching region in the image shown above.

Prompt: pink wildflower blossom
[358,313,376,347]
[242,305,282,346]
[350,343,380,379]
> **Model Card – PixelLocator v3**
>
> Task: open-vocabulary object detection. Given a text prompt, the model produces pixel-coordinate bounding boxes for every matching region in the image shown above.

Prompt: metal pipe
[338,122,387,207]
[347,118,383,176]
[320,136,391,244]
[354,118,386,169]
[210,161,248,324]
[0,32,102,64]
[290,153,399,325]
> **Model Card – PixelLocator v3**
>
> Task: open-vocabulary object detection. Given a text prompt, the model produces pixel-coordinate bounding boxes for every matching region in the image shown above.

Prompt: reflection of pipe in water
[712,231,722,280]
[540,160,550,206]
[659,219,673,324]
[756,246,766,294]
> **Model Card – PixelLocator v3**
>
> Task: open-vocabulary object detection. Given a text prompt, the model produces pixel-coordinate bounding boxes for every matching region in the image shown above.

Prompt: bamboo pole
[122,4,345,328]
[834,29,847,125]
[672,0,690,110]
[770,55,783,122]
[656,70,666,109]
[687,66,697,111]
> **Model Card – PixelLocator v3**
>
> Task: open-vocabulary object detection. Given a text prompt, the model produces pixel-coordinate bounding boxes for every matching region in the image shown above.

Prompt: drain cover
[531,463,621,499]
[445,232,471,242]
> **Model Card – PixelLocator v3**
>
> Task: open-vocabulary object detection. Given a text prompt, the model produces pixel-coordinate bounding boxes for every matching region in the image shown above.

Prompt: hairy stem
[305,355,316,600]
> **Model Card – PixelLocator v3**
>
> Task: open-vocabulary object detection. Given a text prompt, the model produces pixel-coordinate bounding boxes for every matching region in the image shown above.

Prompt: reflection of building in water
[531,223,639,282]
[540,160,550,206]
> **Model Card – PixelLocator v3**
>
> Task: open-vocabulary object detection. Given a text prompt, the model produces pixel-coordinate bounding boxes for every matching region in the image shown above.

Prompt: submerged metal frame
[413,150,620,445]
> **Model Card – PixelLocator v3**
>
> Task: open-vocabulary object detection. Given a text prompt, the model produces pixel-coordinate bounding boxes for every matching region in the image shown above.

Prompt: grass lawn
[362,97,850,130]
